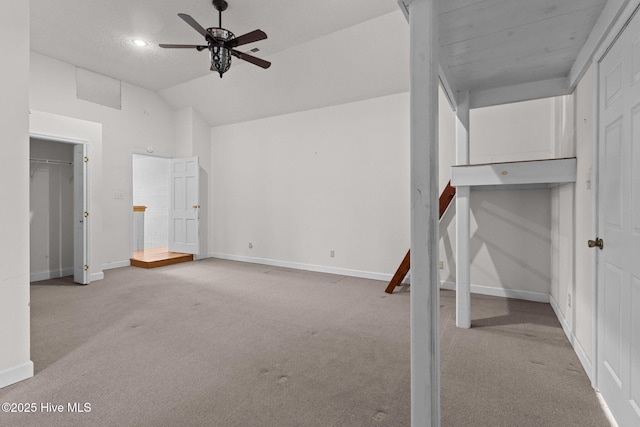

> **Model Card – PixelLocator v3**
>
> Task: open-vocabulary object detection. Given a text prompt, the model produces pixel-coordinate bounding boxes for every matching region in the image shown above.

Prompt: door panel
[73,144,89,284]
[598,7,640,426]
[169,157,199,255]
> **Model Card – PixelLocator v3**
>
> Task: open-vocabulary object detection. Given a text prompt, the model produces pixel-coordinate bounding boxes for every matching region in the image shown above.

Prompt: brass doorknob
[588,238,603,250]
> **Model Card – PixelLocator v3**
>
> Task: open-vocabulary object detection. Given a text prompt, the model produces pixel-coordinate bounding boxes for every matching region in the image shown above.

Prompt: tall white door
[73,144,89,284]
[169,157,200,255]
[597,7,640,425]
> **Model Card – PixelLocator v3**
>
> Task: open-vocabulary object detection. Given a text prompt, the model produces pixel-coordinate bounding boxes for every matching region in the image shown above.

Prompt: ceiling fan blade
[160,44,208,51]
[178,13,210,39]
[226,29,267,48]
[231,50,271,69]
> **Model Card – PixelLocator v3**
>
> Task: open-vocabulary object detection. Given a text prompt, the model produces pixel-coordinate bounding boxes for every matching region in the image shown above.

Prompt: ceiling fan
[160,0,271,78]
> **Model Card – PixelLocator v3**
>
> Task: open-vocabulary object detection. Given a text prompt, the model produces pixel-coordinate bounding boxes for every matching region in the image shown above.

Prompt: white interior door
[169,156,200,255]
[597,8,640,425]
[73,143,89,284]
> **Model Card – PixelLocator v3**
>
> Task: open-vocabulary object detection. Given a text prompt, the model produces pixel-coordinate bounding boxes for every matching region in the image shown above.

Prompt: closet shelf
[451,157,576,190]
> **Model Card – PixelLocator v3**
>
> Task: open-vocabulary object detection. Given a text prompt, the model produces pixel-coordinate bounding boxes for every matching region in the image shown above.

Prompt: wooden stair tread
[130,247,193,269]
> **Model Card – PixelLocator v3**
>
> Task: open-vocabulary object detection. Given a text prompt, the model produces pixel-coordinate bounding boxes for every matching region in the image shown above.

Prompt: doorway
[130,154,194,268]
[29,137,89,284]
[130,154,200,268]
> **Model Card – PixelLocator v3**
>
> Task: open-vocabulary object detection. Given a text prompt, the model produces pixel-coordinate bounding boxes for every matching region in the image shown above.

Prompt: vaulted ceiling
[30,0,611,126]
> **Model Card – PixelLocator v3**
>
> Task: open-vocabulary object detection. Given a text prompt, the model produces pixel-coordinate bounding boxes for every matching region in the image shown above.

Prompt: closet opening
[30,136,89,284]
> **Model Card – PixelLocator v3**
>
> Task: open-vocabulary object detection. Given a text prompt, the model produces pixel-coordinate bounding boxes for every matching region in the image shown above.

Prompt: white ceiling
[30,0,399,92]
[30,0,610,127]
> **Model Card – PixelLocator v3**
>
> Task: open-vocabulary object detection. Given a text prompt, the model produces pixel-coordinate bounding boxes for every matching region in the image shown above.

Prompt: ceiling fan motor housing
[208,28,234,77]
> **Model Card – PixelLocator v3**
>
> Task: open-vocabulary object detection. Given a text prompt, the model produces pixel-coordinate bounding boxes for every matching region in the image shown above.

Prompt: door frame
[29,132,90,285]
[129,151,172,258]
[592,0,640,397]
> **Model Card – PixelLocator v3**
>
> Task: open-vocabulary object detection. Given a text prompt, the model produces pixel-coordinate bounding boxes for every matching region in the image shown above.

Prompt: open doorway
[130,154,195,268]
[29,137,89,284]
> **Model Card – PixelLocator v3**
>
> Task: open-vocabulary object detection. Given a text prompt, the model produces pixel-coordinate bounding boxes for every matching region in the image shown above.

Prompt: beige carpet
[0,259,609,426]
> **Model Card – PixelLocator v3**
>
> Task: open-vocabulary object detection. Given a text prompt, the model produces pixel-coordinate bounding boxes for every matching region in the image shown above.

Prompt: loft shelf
[451,157,576,190]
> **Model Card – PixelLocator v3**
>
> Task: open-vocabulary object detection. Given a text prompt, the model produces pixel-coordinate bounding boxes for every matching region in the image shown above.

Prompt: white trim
[595,1,640,62]
[29,131,88,145]
[30,268,74,282]
[597,392,620,427]
[209,253,395,283]
[102,260,130,270]
[550,295,594,385]
[469,77,571,109]
[591,57,601,392]
[439,280,550,303]
[90,272,104,281]
[570,0,635,90]
[0,361,33,389]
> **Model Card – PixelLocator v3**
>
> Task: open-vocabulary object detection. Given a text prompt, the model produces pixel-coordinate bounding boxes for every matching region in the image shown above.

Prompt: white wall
[132,154,170,249]
[0,0,33,388]
[30,139,74,280]
[209,89,455,278]
[30,52,178,268]
[440,98,556,299]
[550,65,595,371]
[210,92,410,276]
[470,97,556,163]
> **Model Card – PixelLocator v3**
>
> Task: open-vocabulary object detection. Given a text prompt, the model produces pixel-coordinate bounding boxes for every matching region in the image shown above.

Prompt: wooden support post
[456,91,471,329]
[407,0,440,425]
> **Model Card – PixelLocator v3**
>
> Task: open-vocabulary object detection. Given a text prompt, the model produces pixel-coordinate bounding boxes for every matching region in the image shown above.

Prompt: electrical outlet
[248,242,253,249]
[439,261,444,269]
[330,250,335,258]
[568,293,572,308]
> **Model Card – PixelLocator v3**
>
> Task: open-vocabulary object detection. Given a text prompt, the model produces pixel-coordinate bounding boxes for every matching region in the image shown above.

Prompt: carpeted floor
[0,259,610,426]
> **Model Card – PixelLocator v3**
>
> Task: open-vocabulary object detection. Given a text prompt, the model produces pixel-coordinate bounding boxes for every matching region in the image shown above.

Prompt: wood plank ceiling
[434,0,608,105]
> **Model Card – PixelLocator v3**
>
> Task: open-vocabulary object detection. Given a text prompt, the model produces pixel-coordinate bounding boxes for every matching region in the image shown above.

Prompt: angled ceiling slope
[398,0,626,109]
[30,0,399,92]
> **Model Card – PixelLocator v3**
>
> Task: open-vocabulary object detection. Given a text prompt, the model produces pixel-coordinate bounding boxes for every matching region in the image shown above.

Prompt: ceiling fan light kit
[160,0,270,78]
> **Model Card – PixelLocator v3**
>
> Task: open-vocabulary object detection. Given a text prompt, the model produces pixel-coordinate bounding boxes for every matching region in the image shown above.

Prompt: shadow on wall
[469,189,551,296]
[438,188,553,327]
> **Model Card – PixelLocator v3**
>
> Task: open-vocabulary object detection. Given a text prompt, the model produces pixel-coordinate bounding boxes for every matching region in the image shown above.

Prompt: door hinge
[84,211,89,218]
[84,156,89,163]
[84,265,89,271]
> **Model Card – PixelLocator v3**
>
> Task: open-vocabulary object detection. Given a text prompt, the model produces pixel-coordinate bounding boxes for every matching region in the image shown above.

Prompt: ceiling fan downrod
[212,0,228,28]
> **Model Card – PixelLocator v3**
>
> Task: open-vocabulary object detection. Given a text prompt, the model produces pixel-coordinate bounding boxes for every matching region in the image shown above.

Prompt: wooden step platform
[130,246,193,269]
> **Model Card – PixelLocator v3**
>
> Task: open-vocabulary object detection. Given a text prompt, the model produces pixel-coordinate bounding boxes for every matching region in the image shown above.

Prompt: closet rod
[30,157,73,165]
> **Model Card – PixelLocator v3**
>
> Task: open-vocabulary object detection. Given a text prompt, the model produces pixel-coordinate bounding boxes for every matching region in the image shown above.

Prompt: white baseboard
[208,253,395,282]
[102,260,130,270]
[549,294,593,384]
[439,280,550,303]
[30,268,74,282]
[0,361,33,389]
[90,272,104,281]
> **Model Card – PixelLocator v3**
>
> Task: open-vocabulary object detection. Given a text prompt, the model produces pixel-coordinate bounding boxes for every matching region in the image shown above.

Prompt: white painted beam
[407,0,441,425]
[451,158,577,187]
[455,91,471,329]
[569,0,634,91]
[398,0,459,110]
[469,77,571,109]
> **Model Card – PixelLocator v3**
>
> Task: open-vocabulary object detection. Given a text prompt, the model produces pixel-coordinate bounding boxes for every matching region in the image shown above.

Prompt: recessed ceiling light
[132,39,149,47]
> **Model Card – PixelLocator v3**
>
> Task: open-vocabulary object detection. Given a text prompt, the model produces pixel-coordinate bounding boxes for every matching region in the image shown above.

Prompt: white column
[407,0,440,425]
[455,91,471,329]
